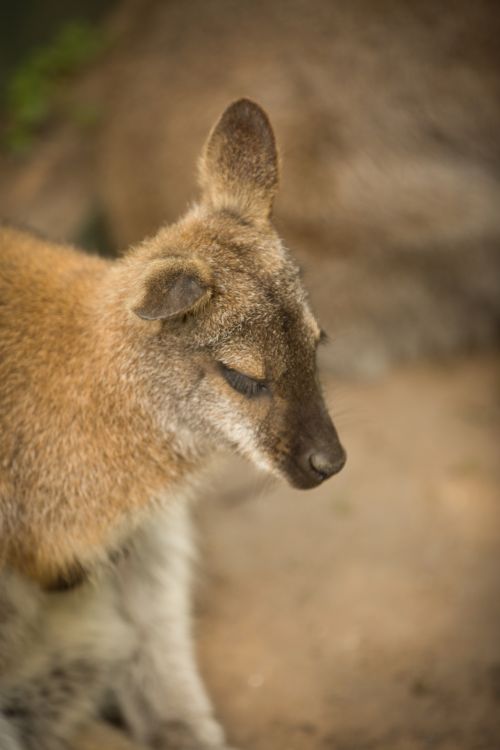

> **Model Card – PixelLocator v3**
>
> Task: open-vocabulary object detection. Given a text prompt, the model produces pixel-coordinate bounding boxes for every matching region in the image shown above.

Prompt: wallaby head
[114,99,346,489]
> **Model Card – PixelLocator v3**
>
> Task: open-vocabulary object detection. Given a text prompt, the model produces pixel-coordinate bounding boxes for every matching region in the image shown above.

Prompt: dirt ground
[192,356,500,750]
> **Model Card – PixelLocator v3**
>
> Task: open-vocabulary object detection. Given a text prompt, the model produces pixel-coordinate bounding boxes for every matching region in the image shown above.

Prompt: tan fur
[0,99,344,750]
[0,226,193,585]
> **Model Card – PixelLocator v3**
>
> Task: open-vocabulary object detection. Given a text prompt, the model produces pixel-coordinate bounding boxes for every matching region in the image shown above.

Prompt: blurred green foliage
[4,21,106,153]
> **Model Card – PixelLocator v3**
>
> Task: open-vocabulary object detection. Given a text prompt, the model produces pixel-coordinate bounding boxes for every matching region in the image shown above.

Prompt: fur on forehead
[125,210,317,347]
[130,209,293,289]
[192,255,318,352]
[204,294,322,391]
[159,207,289,275]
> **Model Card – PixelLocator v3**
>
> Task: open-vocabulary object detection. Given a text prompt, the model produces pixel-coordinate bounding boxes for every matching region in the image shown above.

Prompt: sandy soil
[191,355,500,750]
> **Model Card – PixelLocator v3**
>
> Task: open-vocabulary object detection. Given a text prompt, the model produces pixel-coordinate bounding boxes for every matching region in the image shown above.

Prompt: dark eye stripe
[219,363,268,398]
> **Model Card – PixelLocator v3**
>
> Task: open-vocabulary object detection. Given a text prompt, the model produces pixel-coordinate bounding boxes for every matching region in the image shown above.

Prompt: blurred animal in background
[93,0,500,375]
[0,100,345,749]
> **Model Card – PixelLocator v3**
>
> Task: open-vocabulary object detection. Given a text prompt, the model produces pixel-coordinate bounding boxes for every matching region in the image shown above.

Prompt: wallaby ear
[198,98,279,222]
[132,258,211,321]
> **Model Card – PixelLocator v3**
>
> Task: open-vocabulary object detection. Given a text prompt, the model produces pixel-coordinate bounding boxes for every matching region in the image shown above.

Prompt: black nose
[309,446,347,481]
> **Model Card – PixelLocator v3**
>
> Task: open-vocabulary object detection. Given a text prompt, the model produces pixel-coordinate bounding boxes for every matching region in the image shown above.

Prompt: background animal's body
[94,0,500,375]
[0,101,344,749]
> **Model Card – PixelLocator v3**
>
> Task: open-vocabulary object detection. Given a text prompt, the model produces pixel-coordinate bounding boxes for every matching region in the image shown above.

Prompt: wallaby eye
[219,363,268,398]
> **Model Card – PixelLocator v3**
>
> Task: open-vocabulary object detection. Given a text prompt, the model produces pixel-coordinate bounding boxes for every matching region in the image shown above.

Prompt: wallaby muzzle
[282,393,346,489]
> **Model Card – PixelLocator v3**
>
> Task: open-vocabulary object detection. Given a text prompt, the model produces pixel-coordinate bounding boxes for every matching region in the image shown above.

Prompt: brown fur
[0,99,344,591]
[0,99,345,750]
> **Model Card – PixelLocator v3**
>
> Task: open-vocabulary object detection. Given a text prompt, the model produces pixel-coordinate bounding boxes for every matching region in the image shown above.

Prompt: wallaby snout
[310,440,347,480]
[284,397,346,489]
[303,425,346,485]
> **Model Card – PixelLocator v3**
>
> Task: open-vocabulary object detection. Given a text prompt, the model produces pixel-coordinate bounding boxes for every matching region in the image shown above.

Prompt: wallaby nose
[309,445,347,481]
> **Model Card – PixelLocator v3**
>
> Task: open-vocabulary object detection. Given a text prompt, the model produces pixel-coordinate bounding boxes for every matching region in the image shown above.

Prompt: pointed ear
[132,258,211,321]
[198,98,279,223]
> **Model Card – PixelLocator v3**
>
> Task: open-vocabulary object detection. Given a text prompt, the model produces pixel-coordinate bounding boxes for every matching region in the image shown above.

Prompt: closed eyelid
[220,362,267,383]
[218,357,266,381]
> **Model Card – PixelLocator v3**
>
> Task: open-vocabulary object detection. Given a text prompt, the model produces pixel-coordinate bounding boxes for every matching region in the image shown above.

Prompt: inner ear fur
[132,257,212,321]
[198,98,279,223]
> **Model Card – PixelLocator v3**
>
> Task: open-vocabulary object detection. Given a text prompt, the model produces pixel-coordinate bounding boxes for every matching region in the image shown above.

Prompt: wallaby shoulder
[0,226,184,586]
[0,224,109,309]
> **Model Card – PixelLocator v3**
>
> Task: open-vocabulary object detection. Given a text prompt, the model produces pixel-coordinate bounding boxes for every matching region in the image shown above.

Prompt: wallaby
[0,100,345,750]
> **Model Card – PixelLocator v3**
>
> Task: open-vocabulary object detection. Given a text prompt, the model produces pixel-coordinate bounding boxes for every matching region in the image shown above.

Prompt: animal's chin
[240,453,326,490]
[286,471,324,490]
[276,460,325,490]
[232,446,324,490]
